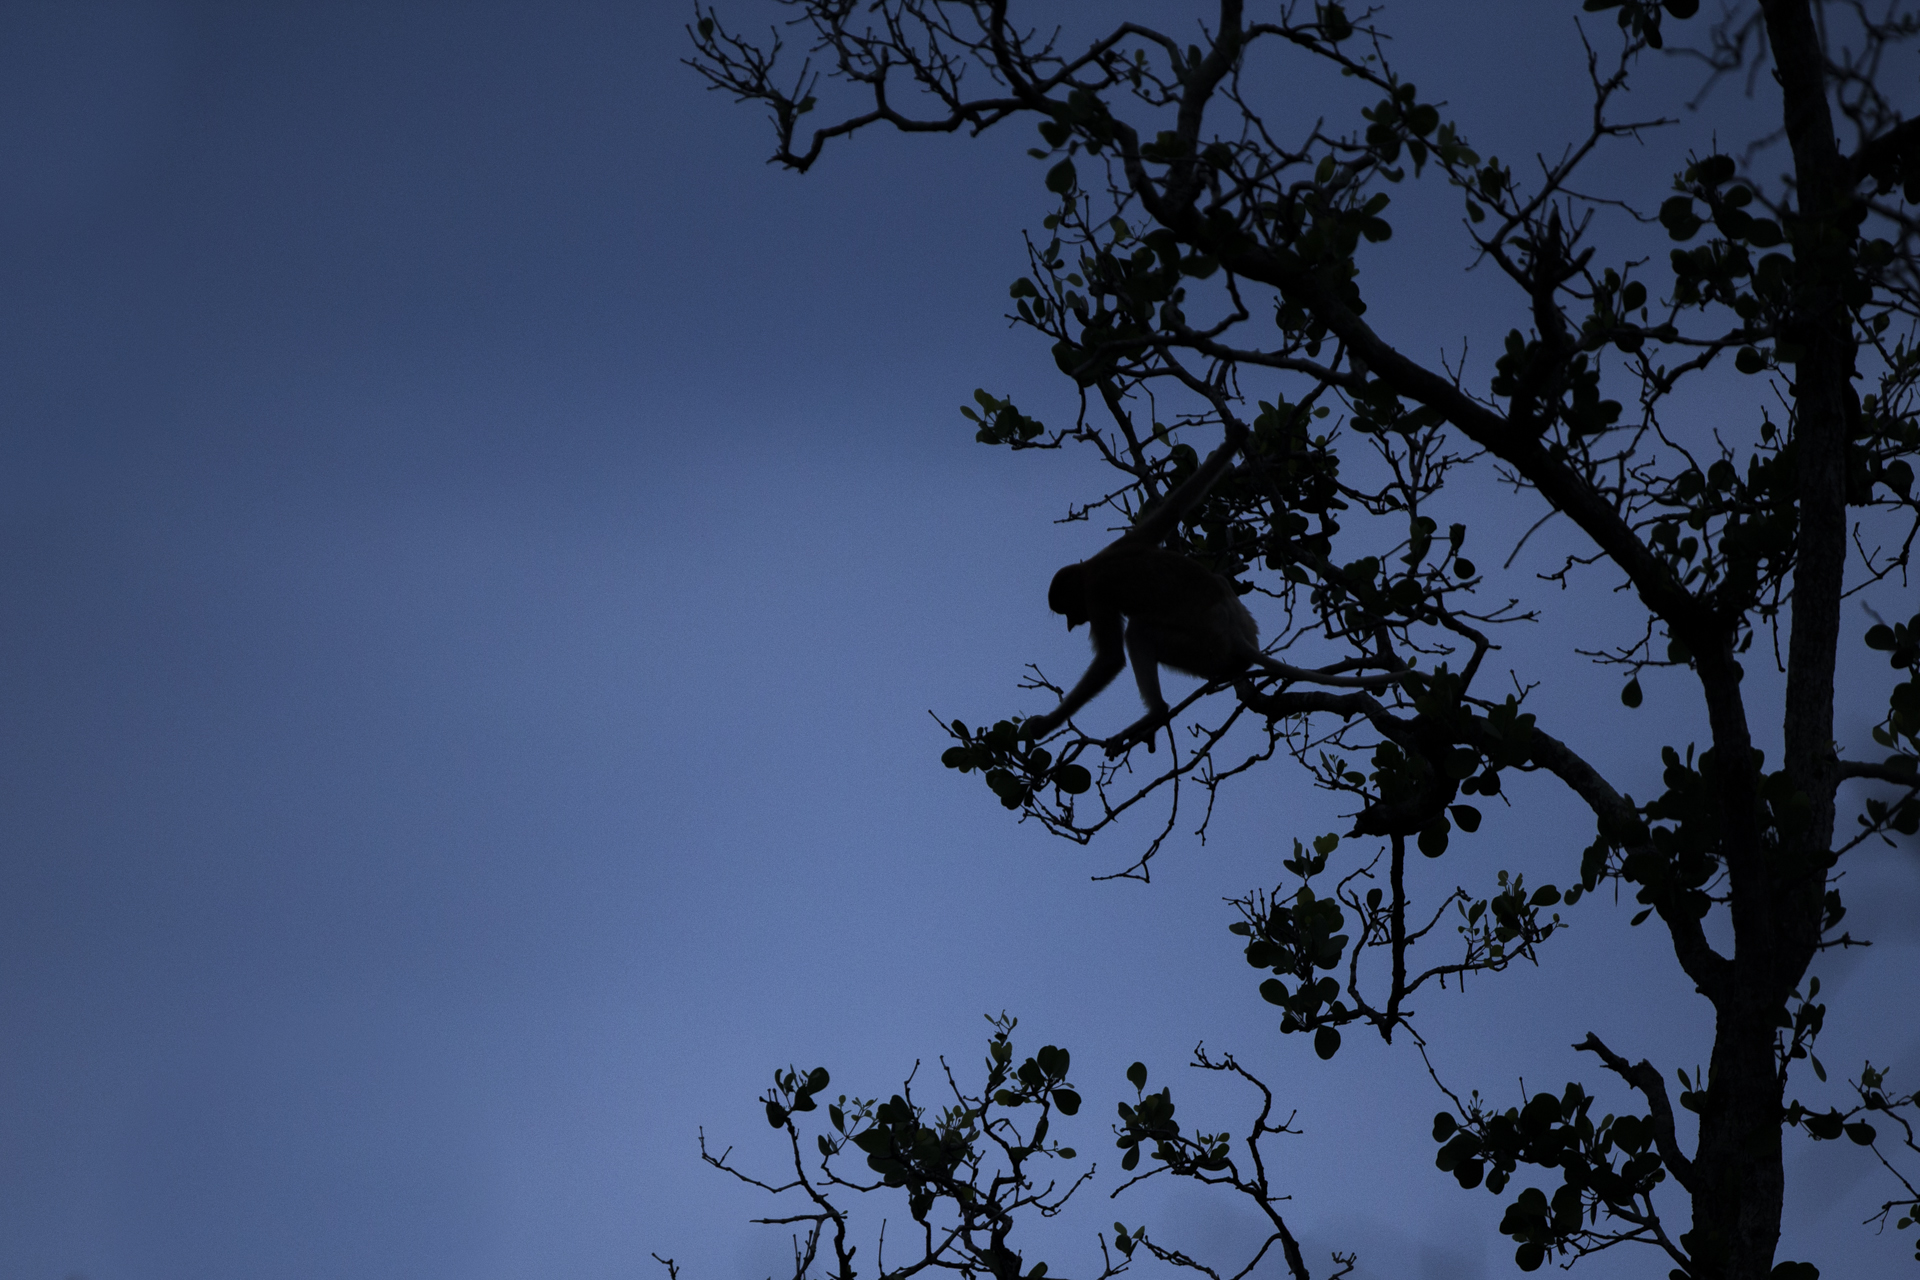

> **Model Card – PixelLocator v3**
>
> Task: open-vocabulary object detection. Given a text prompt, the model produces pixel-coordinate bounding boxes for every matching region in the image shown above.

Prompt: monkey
[1020,544,1288,753]
[1019,399,1415,754]
[1015,409,1305,753]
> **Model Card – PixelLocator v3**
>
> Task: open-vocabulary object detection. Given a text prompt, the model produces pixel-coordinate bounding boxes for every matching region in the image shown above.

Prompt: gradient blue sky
[2,3,1915,1279]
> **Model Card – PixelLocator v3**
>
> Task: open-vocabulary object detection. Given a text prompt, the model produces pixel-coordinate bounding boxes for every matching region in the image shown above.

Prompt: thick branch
[1575,1033,1698,1195]
[1763,0,1854,985]
[1838,757,1920,786]
[1510,728,1734,1000]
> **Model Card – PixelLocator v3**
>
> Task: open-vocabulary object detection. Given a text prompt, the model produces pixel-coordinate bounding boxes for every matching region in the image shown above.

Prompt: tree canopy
[681,4,1920,1278]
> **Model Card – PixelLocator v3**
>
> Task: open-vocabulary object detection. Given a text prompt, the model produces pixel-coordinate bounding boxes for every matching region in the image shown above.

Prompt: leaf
[766,1100,788,1128]
[1318,2,1353,41]
[1054,764,1093,794]
[1659,196,1699,234]
[1695,154,1735,186]
[1052,1088,1082,1115]
[1314,1026,1342,1059]
[1046,159,1078,195]
[1449,804,1482,833]
[1622,677,1643,708]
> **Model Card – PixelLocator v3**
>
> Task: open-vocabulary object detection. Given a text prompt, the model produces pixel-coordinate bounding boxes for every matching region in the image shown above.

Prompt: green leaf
[1622,677,1643,708]
[1127,1061,1148,1090]
[1314,1026,1342,1059]
[1054,764,1092,794]
[1449,804,1482,833]
[766,1100,788,1128]
[1046,159,1078,195]
[1052,1088,1082,1115]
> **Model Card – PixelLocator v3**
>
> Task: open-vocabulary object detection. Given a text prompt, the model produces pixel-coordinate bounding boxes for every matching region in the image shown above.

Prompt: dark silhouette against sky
[2,4,1914,1278]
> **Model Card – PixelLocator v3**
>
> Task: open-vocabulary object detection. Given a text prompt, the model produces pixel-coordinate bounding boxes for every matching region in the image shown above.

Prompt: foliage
[686,2,1920,1277]
[654,1018,1356,1280]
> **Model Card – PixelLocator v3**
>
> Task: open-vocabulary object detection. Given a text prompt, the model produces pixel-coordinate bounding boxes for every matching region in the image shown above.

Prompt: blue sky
[2,3,1916,1279]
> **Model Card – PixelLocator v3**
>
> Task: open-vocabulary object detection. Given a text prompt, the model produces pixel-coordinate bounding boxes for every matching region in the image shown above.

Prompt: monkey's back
[1092,548,1257,681]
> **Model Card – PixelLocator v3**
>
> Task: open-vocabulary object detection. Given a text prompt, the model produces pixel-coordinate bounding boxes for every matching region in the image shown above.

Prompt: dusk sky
[1,3,1915,1279]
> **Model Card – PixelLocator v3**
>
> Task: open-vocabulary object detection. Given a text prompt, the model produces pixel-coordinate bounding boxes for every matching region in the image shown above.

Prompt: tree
[681,3,1920,1278]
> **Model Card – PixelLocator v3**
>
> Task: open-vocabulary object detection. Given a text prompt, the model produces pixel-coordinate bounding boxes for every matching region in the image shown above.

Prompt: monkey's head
[1047,562,1090,629]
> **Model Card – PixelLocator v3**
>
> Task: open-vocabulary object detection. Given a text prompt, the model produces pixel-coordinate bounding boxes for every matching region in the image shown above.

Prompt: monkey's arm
[1111,421,1249,552]
[1022,615,1126,740]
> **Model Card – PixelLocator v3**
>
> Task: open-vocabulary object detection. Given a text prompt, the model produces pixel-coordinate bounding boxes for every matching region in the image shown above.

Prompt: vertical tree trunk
[1690,6,1856,1277]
